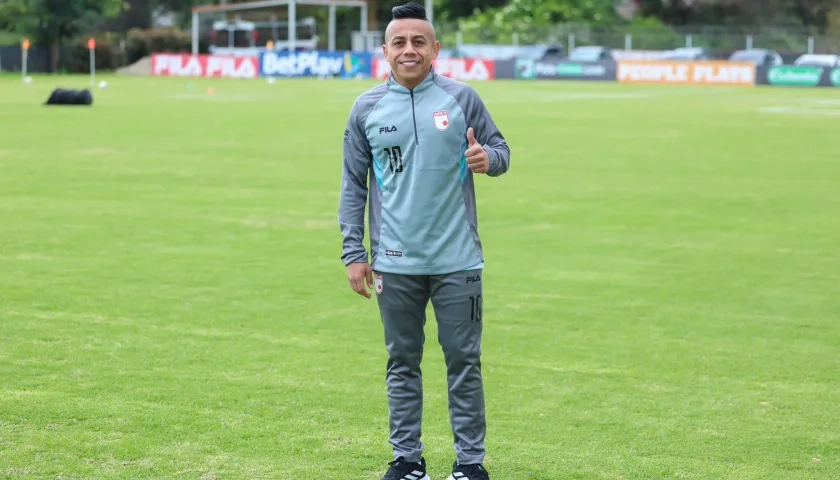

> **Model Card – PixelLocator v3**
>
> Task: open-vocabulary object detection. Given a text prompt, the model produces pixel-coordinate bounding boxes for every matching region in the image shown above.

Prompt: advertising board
[617,60,756,86]
[514,59,616,81]
[151,54,259,79]
[757,65,840,87]
[494,59,516,79]
[260,50,371,78]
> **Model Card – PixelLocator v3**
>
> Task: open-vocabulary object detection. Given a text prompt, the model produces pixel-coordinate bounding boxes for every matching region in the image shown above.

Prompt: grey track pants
[373,267,486,465]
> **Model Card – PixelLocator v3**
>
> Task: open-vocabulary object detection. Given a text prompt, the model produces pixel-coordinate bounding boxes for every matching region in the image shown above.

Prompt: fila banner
[151,54,259,79]
[260,50,372,78]
[617,60,756,86]
[372,57,496,81]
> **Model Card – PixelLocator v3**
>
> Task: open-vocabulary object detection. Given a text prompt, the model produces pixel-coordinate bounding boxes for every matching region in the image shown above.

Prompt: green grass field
[1,74,839,480]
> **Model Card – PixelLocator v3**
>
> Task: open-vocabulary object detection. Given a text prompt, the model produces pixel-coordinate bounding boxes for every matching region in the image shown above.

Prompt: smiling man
[338,3,510,480]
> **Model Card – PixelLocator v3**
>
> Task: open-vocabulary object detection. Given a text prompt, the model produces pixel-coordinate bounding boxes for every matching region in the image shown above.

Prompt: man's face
[383,18,440,87]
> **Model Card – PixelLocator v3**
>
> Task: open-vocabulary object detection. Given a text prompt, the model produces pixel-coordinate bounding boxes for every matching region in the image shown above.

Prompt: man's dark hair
[391,2,428,21]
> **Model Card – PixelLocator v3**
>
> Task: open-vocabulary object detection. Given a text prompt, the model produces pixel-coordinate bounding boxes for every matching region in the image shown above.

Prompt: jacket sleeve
[464,87,510,177]
[338,100,372,266]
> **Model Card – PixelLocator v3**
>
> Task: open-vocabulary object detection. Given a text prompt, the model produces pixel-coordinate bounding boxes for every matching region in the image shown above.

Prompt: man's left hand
[465,127,490,174]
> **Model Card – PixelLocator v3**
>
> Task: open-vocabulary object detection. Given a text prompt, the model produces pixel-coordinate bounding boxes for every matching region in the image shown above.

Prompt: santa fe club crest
[433,111,450,131]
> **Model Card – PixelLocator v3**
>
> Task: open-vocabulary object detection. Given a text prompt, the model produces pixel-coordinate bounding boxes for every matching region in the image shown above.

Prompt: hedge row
[59,28,209,73]
[125,28,208,65]
[60,32,125,73]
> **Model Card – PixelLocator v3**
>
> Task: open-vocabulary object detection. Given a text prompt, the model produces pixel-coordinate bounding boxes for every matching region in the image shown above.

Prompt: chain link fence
[3,19,837,73]
[431,22,840,58]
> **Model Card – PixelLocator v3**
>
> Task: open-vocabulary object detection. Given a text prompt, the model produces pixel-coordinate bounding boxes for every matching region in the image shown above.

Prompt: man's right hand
[347,262,374,299]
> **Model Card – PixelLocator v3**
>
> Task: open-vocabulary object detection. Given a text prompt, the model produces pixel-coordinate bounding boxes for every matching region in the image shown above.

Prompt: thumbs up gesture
[465,127,490,174]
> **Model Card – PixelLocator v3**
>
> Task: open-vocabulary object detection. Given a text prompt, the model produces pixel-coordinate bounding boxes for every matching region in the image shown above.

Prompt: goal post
[190,0,375,55]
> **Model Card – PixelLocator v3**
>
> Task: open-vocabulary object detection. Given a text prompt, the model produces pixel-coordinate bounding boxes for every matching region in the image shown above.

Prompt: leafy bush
[125,28,206,65]
[619,16,682,50]
[60,32,125,73]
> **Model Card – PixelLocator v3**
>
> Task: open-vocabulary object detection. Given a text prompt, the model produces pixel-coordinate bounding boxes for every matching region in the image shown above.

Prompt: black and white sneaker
[446,462,490,480]
[381,456,431,480]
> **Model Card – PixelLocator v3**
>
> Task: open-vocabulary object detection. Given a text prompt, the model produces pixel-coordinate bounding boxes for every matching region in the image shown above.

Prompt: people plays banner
[617,60,756,86]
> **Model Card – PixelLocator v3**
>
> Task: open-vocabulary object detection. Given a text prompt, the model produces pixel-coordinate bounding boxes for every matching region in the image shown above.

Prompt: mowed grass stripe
[0,75,838,479]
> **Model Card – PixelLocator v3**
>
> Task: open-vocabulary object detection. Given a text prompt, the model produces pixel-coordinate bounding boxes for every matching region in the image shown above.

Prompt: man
[338,3,510,479]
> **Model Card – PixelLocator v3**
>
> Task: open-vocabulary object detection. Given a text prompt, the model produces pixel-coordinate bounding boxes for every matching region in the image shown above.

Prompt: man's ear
[432,40,440,60]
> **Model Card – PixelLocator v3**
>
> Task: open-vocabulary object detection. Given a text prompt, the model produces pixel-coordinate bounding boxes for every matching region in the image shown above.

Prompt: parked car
[567,46,613,62]
[794,54,840,67]
[659,47,711,60]
[439,43,565,61]
[728,49,783,67]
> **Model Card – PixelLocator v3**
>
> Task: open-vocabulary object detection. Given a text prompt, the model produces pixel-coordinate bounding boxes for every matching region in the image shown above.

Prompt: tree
[636,0,835,28]
[0,0,127,72]
[433,0,510,21]
[448,0,618,45]
[440,0,618,24]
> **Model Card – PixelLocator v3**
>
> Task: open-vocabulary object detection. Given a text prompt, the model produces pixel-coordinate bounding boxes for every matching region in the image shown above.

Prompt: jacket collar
[387,66,437,94]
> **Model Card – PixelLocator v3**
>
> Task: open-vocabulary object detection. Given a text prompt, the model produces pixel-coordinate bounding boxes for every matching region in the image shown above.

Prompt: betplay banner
[260,50,372,78]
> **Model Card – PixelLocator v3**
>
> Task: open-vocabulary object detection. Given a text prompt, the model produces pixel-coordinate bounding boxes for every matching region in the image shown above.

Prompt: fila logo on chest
[433,110,450,131]
[379,125,398,134]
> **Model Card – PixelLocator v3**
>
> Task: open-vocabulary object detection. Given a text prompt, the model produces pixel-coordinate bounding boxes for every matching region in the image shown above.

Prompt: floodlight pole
[191,11,199,54]
[289,0,297,51]
[425,0,433,23]
[328,4,336,52]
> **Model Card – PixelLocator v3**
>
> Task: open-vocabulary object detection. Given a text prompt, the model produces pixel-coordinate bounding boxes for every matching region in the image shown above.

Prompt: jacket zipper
[410,89,419,144]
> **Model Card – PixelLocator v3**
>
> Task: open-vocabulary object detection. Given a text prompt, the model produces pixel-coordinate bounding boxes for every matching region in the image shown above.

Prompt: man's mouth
[400,60,421,67]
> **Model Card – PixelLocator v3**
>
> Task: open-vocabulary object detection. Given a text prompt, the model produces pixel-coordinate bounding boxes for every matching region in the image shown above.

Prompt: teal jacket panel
[339,68,510,275]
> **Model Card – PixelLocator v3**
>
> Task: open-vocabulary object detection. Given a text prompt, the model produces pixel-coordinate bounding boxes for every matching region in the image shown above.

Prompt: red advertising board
[151,54,259,79]
[372,57,496,81]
